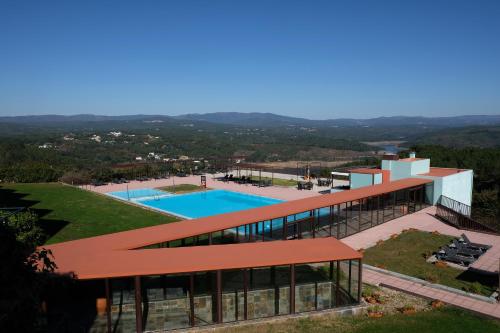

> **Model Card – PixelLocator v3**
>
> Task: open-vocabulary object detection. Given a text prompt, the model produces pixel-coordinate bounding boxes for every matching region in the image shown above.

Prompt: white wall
[410,159,430,175]
[441,170,473,207]
[414,170,473,206]
[350,173,373,189]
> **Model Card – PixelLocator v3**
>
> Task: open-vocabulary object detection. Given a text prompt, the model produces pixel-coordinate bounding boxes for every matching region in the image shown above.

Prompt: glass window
[110,278,136,332]
[141,274,191,331]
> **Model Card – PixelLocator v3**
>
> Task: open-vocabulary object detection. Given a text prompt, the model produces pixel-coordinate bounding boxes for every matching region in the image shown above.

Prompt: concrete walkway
[363,266,500,319]
[83,174,337,201]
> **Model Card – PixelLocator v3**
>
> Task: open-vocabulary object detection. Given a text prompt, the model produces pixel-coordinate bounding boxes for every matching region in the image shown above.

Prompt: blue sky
[1,0,499,119]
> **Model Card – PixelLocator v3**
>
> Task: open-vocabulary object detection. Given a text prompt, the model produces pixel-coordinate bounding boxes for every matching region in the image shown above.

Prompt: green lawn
[157,183,210,193]
[0,183,179,244]
[250,176,298,187]
[363,230,498,296]
[220,307,500,333]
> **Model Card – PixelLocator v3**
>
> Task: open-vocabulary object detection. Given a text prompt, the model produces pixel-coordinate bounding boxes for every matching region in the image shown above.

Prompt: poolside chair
[450,240,483,258]
[460,234,492,252]
[436,247,475,267]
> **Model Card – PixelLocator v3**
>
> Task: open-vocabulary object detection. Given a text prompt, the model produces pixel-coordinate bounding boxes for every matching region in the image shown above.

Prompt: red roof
[419,167,467,177]
[349,168,383,174]
[42,177,431,280]
[48,238,361,280]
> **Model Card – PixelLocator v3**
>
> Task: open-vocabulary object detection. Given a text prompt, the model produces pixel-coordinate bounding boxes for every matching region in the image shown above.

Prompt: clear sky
[1,0,499,119]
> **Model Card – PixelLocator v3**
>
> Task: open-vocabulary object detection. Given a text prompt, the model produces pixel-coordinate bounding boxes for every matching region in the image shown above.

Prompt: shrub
[465,282,483,295]
[424,272,439,283]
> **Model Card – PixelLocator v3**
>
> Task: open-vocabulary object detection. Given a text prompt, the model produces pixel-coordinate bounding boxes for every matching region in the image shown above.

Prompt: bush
[5,210,46,248]
[424,272,440,283]
[465,282,483,295]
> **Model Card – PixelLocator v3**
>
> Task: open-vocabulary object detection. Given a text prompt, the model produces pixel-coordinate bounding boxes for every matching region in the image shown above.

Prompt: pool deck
[82,173,343,201]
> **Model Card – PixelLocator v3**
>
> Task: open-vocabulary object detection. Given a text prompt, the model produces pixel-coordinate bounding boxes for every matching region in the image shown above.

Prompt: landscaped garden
[363,230,498,296]
[157,183,210,193]
[250,176,298,187]
[0,183,179,244]
[218,285,500,333]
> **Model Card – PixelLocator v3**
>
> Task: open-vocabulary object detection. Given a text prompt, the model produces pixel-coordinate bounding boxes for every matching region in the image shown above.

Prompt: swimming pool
[108,188,171,201]
[108,188,283,219]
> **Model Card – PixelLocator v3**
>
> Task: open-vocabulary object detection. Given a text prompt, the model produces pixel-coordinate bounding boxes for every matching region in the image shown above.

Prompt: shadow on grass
[455,268,499,290]
[0,186,69,242]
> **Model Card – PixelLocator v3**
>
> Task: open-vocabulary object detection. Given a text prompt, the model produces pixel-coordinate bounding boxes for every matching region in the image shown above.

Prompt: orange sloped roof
[45,177,432,253]
[50,238,361,280]
[349,168,383,174]
[42,177,430,280]
[419,167,467,177]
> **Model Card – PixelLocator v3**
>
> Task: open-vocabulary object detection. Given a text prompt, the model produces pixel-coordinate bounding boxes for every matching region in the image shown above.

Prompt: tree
[0,210,56,332]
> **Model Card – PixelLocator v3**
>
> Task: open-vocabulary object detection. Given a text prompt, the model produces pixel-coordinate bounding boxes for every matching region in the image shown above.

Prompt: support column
[282,216,287,240]
[243,269,248,320]
[105,279,111,333]
[134,276,143,333]
[358,259,363,302]
[335,262,340,307]
[358,200,362,232]
[216,270,222,323]
[189,274,195,327]
[329,205,333,237]
[290,264,295,314]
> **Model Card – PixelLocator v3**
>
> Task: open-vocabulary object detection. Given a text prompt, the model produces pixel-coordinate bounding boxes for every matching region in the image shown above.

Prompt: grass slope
[0,183,178,244]
[220,307,500,333]
[363,230,498,296]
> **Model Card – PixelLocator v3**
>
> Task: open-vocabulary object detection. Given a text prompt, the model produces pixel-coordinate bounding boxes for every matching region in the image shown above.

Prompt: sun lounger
[460,234,492,251]
[450,239,483,258]
[436,247,475,266]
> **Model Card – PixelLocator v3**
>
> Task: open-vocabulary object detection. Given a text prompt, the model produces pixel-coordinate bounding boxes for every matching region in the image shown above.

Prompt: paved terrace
[342,206,500,274]
[83,173,345,201]
[340,206,500,319]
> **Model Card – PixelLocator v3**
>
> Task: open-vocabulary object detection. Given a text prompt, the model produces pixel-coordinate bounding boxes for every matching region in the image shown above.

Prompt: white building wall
[441,170,473,207]
[414,170,473,206]
[373,173,383,185]
[410,159,430,175]
[387,161,413,181]
[350,173,373,189]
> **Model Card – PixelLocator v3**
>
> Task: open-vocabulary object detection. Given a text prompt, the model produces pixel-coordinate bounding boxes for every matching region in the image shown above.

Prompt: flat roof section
[419,167,468,177]
[398,157,428,162]
[50,238,362,280]
[349,168,383,174]
[44,177,432,253]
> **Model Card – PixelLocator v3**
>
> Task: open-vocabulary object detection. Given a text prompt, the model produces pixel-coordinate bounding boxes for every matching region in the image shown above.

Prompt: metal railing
[436,196,499,234]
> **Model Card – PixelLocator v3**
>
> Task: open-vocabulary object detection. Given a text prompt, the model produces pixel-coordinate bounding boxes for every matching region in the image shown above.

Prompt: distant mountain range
[1,112,500,128]
[175,112,500,128]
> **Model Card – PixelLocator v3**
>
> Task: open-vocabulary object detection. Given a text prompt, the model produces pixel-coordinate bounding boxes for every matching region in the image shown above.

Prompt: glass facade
[144,185,427,249]
[102,259,361,332]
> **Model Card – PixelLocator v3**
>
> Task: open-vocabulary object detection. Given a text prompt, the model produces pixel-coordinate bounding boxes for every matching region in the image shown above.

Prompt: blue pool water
[139,190,283,218]
[108,188,171,200]
[109,189,284,219]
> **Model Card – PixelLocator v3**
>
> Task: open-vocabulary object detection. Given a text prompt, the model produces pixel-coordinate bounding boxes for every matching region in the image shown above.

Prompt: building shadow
[0,186,69,241]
